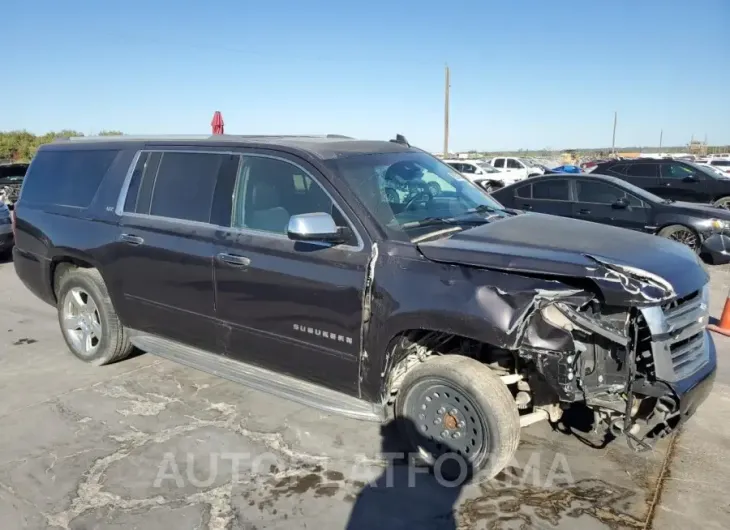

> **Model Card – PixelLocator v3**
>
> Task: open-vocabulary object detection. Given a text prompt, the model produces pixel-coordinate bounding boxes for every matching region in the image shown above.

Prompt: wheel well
[655,222,699,238]
[382,329,515,403]
[51,257,95,301]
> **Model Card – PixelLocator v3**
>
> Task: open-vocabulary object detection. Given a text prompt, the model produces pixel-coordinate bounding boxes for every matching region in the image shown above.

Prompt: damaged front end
[514,258,715,451]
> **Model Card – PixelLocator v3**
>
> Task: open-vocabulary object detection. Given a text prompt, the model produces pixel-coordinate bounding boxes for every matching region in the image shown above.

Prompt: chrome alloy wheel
[62,287,103,357]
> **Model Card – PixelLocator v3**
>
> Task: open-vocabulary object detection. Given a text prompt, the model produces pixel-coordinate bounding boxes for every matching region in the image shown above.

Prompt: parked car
[698,158,730,176]
[13,134,716,480]
[442,159,506,191]
[490,173,730,263]
[0,162,29,209]
[489,157,542,181]
[593,158,730,208]
[0,201,13,256]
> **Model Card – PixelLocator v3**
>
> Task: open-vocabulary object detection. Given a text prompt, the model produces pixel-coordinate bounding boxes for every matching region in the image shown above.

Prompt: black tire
[394,355,520,482]
[658,224,700,253]
[713,196,730,210]
[56,267,134,366]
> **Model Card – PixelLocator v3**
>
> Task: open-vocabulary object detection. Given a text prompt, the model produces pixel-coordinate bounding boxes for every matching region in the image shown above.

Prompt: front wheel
[394,355,520,482]
[658,224,700,253]
[713,196,730,210]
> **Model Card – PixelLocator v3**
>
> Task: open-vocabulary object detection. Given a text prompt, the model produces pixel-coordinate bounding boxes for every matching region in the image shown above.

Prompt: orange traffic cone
[708,289,730,337]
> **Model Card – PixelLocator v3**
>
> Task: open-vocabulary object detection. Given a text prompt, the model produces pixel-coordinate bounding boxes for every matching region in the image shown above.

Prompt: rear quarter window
[21,149,119,208]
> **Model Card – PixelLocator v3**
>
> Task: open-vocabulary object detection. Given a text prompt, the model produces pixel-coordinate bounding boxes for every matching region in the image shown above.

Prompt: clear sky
[3,0,729,152]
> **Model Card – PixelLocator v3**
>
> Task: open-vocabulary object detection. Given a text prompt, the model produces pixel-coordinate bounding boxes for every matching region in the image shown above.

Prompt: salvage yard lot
[1,256,729,530]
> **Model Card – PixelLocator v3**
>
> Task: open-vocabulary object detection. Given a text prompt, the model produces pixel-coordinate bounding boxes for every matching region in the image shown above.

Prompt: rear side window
[122,151,240,224]
[532,179,570,201]
[515,184,531,198]
[626,163,659,178]
[21,149,118,207]
[605,163,628,175]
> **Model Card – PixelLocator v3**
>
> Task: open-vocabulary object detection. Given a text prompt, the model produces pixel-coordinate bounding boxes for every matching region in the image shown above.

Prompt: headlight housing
[709,218,730,231]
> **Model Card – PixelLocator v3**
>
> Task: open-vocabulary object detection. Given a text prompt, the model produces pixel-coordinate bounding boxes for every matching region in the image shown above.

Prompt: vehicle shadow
[552,403,616,449]
[345,417,473,530]
[0,249,13,264]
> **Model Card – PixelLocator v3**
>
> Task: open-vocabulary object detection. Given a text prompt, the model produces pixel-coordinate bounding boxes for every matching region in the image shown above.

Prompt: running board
[129,332,384,422]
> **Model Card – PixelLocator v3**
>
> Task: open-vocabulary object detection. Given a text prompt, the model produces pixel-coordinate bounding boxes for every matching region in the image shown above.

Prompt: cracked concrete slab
[1,259,730,529]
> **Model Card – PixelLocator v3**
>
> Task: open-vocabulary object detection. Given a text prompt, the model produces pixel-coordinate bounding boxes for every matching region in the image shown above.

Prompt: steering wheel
[403,190,432,211]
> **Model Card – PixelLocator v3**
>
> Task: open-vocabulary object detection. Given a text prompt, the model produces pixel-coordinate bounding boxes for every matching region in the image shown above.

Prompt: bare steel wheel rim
[668,228,698,250]
[62,287,102,356]
[404,379,489,474]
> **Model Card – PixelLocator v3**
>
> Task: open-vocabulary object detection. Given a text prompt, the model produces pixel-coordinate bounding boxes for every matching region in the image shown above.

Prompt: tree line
[0,130,123,163]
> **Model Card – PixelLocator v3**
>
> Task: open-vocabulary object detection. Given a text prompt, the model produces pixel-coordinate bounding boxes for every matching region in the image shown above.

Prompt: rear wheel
[658,224,700,253]
[56,267,134,365]
[394,355,520,482]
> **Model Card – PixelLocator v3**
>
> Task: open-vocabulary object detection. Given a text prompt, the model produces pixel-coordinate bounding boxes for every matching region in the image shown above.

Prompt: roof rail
[53,133,357,143]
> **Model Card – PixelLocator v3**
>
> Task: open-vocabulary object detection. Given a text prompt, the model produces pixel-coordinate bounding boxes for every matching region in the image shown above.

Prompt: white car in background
[489,156,544,181]
[697,158,730,176]
[442,159,511,191]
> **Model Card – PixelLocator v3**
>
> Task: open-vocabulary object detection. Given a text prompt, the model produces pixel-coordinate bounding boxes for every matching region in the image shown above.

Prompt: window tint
[149,153,228,222]
[460,163,476,174]
[576,180,624,204]
[233,156,354,243]
[532,179,570,200]
[711,160,730,167]
[123,151,238,224]
[493,158,505,168]
[515,184,531,198]
[21,149,118,207]
[661,163,695,179]
[626,163,659,178]
[506,158,522,169]
[606,163,628,175]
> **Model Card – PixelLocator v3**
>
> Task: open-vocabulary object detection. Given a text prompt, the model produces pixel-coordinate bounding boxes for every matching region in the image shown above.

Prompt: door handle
[216,253,251,267]
[521,204,532,210]
[120,233,144,246]
[578,209,591,214]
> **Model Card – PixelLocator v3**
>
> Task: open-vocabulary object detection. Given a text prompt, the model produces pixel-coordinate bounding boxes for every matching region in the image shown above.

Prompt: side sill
[129,330,385,423]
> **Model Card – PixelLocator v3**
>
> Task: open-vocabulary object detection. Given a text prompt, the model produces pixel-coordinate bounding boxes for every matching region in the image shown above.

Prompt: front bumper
[701,233,730,264]
[669,331,716,423]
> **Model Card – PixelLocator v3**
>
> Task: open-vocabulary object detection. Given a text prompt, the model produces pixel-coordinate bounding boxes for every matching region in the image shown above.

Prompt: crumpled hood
[417,212,708,305]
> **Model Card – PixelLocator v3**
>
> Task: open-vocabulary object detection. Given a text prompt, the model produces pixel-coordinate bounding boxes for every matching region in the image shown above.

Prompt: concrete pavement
[0,256,727,529]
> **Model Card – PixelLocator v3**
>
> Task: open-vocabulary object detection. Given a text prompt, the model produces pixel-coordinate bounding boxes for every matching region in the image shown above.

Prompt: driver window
[507,159,522,169]
[661,163,697,180]
[493,158,505,168]
[460,164,475,174]
[232,156,352,240]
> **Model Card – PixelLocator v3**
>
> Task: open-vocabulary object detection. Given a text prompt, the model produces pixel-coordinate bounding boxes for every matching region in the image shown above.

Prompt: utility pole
[659,129,663,150]
[611,111,617,156]
[443,65,450,157]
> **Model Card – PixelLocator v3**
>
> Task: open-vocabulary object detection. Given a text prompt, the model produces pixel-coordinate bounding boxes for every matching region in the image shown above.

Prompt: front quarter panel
[360,241,589,401]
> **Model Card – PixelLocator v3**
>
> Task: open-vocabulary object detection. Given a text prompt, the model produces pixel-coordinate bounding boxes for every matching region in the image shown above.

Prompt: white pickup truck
[443,159,515,192]
[489,157,544,181]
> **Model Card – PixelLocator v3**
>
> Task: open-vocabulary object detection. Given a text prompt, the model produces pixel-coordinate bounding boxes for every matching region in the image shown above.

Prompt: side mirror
[287,212,346,243]
[612,197,629,209]
[683,174,700,182]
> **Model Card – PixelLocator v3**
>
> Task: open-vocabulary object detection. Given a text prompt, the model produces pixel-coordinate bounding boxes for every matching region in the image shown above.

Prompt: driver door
[212,152,371,394]
[572,178,648,231]
[659,162,710,203]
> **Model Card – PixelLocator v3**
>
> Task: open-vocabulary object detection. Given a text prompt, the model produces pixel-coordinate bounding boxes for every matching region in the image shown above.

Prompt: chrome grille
[639,284,710,382]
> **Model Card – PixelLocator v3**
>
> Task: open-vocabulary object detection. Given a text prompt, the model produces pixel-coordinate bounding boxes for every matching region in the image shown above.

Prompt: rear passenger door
[105,149,240,351]
[512,179,574,217]
[212,152,371,394]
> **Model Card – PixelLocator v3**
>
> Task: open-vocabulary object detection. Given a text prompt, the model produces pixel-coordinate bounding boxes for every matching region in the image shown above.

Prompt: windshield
[475,161,499,173]
[330,151,508,240]
[688,162,725,178]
